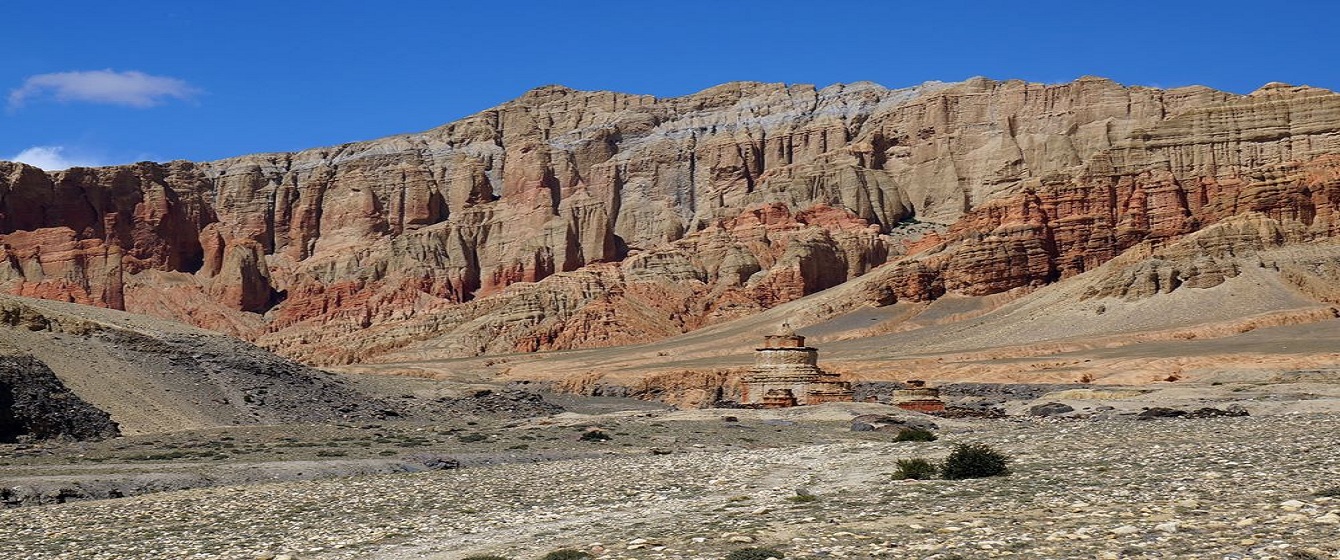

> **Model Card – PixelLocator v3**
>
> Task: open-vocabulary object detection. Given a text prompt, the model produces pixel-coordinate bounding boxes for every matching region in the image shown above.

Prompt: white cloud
[9,146,106,171]
[8,69,200,109]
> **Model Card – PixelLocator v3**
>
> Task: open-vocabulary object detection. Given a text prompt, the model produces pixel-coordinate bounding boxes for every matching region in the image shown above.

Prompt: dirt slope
[0,295,416,435]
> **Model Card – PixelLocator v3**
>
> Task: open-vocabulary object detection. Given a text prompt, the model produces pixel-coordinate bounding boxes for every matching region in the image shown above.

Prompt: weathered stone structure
[892,380,946,413]
[741,325,853,407]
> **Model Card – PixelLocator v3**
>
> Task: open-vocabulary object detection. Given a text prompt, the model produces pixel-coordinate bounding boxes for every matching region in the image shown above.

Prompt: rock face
[0,78,1337,364]
[852,84,1340,308]
[0,352,119,442]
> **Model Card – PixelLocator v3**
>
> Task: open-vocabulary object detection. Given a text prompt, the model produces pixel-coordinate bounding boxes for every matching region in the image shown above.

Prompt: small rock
[1110,525,1140,535]
[1315,513,1340,524]
[1280,499,1308,511]
[1154,521,1179,533]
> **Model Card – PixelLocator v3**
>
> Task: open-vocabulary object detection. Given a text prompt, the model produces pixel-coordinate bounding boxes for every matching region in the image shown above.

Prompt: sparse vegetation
[892,458,938,480]
[3,412,1336,558]
[458,433,489,443]
[892,427,937,442]
[725,547,785,560]
[940,443,1010,480]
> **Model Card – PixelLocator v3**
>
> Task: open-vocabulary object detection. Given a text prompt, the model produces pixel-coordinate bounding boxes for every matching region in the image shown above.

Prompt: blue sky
[5,0,1338,169]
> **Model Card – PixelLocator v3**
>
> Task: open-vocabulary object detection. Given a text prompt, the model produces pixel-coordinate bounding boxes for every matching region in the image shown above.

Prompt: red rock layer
[0,79,1336,363]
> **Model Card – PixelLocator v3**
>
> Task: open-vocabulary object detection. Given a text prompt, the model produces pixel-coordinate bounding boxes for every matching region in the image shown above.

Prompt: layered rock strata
[0,78,1335,363]
[852,84,1340,307]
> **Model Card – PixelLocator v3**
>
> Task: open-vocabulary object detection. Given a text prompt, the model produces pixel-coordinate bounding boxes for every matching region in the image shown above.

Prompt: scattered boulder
[1137,406,1250,420]
[939,383,1091,401]
[1186,406,1250,418]
[433,389,564,419]
[938,406,1007,419]
[850,414,937,433]
[1029,402,1075,417]
[410,454,461,470]
[1137,407,1187,420]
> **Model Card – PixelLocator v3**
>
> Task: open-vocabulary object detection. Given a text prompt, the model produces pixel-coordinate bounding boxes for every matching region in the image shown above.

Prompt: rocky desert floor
[6,384,1340,560]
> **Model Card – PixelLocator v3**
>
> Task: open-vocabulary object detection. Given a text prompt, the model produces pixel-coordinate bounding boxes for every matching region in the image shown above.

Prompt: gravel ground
[5,410,1340,560]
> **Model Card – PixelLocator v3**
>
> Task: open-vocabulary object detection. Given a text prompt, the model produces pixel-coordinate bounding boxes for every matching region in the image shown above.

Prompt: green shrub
[892,458,938,480]
[892,427,937,442]
[540,550,591,560]
[940,443,1010,479]
[725,547,785,560]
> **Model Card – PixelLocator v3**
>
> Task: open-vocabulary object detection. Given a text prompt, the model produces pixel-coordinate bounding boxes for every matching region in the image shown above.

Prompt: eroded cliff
[0,77,1335,364]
